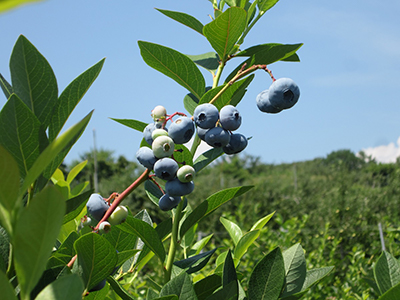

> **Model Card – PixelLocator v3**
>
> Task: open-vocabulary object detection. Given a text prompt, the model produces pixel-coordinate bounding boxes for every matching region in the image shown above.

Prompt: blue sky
[1,0,399,164]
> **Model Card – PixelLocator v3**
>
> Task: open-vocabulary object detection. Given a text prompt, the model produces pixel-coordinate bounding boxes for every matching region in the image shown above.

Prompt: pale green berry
[99,221,111,234]
[177,165,196,183]
[151,105,167,122]
[152,128,169,140]
[152,136,175,158]
[108,206,128,225]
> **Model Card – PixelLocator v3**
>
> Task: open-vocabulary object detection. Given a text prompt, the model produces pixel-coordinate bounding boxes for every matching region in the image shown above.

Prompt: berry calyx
[99,221,111,234]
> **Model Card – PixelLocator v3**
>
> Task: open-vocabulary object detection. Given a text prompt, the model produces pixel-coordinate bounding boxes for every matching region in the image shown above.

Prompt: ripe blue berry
[165,178,195,196]
[268,78,300,110]
[168,117,195,144]
[256,90,282,113]
[143,123,165,145]
[152,136,175,158]
[223,133,248,155]
[154,158,179,181]
[219,105,242,131]
[136,147,158,170]
[158,194,181,211]
[86,194,109,221]
[89,279,106,292]
[193,103,219,129]
[205,127,231,148]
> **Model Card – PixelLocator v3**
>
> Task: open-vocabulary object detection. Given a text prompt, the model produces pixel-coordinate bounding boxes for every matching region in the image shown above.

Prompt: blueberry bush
[0,1,338,299]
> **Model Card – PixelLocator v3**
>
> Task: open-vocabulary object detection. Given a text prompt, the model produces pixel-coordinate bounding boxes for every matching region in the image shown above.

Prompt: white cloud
[361,136,400,163]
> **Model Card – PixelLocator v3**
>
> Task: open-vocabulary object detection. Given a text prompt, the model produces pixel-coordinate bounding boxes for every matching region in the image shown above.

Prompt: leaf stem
[164,198,184,283]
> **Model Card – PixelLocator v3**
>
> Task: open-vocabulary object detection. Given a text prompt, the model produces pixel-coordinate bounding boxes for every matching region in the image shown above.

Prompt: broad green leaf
[181,223,198,250]
[223,250,238,290]
[248,247,285,300]
[0,94,41,178]
[13,186,66,298]
[118,215,166,263]
[138,41,205,100]
[205,280,238,300]
[0,270,17,300]
[250,212,275,231]
[47,231,79,269]
[20,110,93,196]
[225,0,240,7]
[299,266,334,292]
[117,249,141,266]
[220,217,242,246]
[374,250,400,295]
[84,282,110,300]
[183,93,199,116]
[193,274,221,300]
[10,35,58,129]
[379,282,400,300]
[152,296,179,300]
[226,43,303,82]
[174,248,217,274]
[0,73,13,99]
[156,8,204,35]
[66,160,88,184]
[189,233,213,256]
[159,272,198,299]
[0,146,20,234]
[103,225,140,253]
[74,232,118,291]
[174,144,194,167]
[30,266,71,300]
[203,7,247,62]
[281,243,307,297]
[257,0,279,13]
[63,190,93,224]
[107,276,135,300]
[35,274,84,300]
[48,59,104,141]
[186,52,220,73]
[180,185,253,237]
[145,179,165,207]
[0,226,10,272]
[233,229,260,260]
[0,0,43,13]
[199,75,254,109]
[111,118,148,132]
[193,147,224,173]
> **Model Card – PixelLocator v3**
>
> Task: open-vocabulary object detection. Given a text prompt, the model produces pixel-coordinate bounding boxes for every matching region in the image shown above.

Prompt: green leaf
[116,249,141,266]
[233,229,260,260]
[159,272,198,299]
[180,185,253,237]
[118,215,165,263]
[47,231,78,268]
[111,118,148,133]
[84,282,110,300]
[189,233,213,256]
[145,180,165,207]
[223,250,238,290]
[186,52,220,73]
[183,93,199,116]
[247,247,285,300]
[138,41,205,100]
[379,282,400,300]
[20,110,93,196]
[374,250,400,295]
[10,35,58,129]
[152,296,179,300]
[0,73,13,99]
[0,146,20,234]
[299,266,334,292]
[199,75,254,110]
[250,212,275,231]
[174,248,217,274]
[281,243,307,297]
[13,186,66,298]
[0,94,41,178]
[63,189,93,224]
[74,232,118,291]
[193,274,221,300]
[220,217,242,246]
[107,276,135,300]
[156,8,204,35]
[49,59,104,141]
[257,0,279,13]
[174,144,193,167]
[67,160,87,185]
[103,225,140,253]
[203,7,247,62]
[35,274,84,300]
[0,0,43,13]
[205,280,238,300]
[0,226,10,272]
[193,147,224,173]
[0,270,17,300]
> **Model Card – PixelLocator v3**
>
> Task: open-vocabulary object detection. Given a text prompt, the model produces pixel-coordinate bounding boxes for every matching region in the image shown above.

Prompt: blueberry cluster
[256,78,300,114]
[86,193,128,233]
[136,106,196,211]
[193,103,248,155]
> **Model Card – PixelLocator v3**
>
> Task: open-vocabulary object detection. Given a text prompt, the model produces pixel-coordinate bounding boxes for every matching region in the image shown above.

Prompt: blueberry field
[1,1,400,300]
